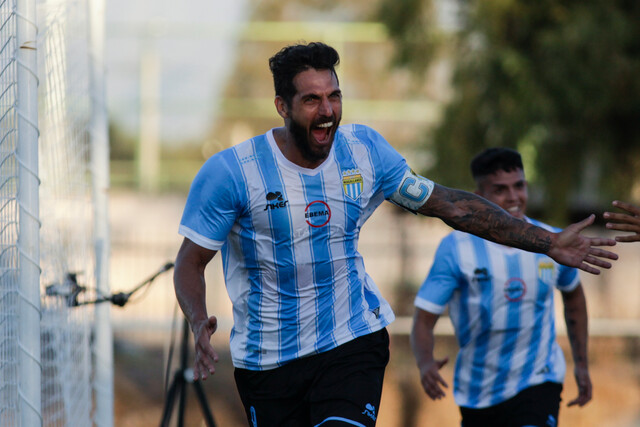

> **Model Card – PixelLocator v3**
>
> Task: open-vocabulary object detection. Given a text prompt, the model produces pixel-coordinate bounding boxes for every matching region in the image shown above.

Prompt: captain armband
[388,168,435,214]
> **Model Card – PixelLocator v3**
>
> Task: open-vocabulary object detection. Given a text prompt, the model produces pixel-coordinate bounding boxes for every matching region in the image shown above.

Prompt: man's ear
[275,96,289,119]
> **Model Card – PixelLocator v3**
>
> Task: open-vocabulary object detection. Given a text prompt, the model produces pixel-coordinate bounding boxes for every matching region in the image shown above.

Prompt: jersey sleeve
[556,264,580,292]
[355,125,408,198]
[414,235,461,314]
[179,151,244,250]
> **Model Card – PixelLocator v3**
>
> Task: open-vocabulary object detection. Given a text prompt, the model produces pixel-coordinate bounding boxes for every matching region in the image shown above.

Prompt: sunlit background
[103,1,640,426]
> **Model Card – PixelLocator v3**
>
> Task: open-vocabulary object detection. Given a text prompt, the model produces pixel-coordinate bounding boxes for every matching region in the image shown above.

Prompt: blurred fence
[109,189,640,340]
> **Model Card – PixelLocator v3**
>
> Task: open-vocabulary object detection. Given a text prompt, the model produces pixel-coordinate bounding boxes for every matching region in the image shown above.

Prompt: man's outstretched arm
[417,184,617,274]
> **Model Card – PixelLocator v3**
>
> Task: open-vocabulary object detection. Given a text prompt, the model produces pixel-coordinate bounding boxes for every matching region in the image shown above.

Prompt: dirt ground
[114,334,640,427]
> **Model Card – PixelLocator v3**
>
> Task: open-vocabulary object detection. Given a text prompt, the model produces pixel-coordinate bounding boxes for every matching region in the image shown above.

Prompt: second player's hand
[192,315,219,381]
[604,200,640,242]
[567,366,592,407]
[418,356,449,400]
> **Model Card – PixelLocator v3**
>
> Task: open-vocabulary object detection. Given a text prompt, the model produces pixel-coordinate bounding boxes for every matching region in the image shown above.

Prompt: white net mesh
[37,0,96,425]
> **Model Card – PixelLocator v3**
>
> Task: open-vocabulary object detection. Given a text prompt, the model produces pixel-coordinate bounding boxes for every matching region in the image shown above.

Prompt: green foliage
[380,0,640,223]
[376,0,440,75]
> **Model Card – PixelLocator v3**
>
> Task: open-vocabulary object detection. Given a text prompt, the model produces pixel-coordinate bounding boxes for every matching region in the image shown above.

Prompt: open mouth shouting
[312,121,334,145]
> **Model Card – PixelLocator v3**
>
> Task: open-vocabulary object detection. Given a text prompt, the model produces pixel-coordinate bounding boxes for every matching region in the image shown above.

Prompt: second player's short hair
[470,147,524,180]
[269,42,340,106]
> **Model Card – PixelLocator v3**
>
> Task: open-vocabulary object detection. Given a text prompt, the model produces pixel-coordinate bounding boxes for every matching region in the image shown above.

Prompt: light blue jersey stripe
[333,137,371,334]
[301,172,337,351]
[254,137,300,363]
[489,252,522,405]
[466,238,492,407]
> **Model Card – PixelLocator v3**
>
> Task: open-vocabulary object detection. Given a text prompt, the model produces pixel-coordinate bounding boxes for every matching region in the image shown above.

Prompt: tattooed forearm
[419,186,552,253]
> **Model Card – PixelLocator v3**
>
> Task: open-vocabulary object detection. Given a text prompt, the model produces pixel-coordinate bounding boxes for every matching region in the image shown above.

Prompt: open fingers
[612,200,640,216]
[568,214,595,234]
[614,234,640,243]
[603,211,640,224]
[588,246,618,260]
[194,345,219,381]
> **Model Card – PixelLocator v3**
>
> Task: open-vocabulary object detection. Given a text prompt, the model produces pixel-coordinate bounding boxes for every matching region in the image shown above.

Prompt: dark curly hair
[269,42,340,106]
[470,147,523,180]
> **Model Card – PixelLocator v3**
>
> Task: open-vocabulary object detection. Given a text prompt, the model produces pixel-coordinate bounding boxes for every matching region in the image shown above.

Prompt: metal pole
[89,0,113,424]
[16,0,41,423]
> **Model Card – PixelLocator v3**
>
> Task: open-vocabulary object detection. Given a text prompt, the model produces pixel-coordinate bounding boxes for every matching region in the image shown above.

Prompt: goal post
[89,0,113,423]
[17,0,42,425]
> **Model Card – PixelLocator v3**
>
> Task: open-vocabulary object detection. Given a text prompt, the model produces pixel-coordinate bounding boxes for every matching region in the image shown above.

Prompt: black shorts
[460,381,563,427]
[234,328,390,427]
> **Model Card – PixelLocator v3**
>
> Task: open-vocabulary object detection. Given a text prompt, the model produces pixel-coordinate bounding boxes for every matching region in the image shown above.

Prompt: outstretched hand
[191,315,219,381]
[604,200,640,243]
[547,215,617,275]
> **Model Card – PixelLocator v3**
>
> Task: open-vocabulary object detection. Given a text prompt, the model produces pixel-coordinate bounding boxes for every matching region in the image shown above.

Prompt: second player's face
[476,168,528,219]
[286,68,342,167]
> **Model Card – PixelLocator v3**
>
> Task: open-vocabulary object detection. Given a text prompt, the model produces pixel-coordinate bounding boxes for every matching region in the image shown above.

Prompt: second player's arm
[562,284,592,407]
[411,309,449,400]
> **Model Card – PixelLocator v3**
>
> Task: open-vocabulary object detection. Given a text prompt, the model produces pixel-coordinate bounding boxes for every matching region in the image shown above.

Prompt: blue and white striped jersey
[180,124,408,371]
[414,218,579,408]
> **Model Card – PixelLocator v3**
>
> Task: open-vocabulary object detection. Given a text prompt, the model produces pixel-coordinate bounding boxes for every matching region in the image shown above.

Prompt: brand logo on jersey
[342,169,363,200]
[473,267,491,283]
[305,200,331,227]
[264,191,289,211]
[504,277,526,302]
[362,403,377,421]
[538,260,555,284]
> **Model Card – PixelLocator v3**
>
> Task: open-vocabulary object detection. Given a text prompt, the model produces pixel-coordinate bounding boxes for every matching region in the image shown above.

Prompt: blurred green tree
[378,0,640,223]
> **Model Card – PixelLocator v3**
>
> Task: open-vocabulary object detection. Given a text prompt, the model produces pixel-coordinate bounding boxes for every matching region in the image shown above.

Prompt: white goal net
[0,0,111,425]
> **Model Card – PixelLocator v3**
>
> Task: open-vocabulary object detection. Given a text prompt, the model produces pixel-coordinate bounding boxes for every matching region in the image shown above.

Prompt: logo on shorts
[504,277,526,302]
[250,406,257,427]
[546,414,557,427]
[362,403,377,421]
[264,191,289,211]
[342,169,363,200]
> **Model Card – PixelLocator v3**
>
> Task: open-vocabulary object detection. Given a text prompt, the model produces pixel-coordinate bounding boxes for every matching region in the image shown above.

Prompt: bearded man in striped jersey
[174,43,615,427]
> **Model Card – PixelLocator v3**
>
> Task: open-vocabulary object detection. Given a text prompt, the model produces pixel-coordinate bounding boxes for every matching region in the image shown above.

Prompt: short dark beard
[288,115,332,165]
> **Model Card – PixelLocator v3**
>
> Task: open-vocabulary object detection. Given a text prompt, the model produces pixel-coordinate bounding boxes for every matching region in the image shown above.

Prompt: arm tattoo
[419,186,552,253]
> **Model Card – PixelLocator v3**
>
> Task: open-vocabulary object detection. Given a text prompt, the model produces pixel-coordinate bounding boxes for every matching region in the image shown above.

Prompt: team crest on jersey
[537,260,555,285]
[342,169,363,200]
